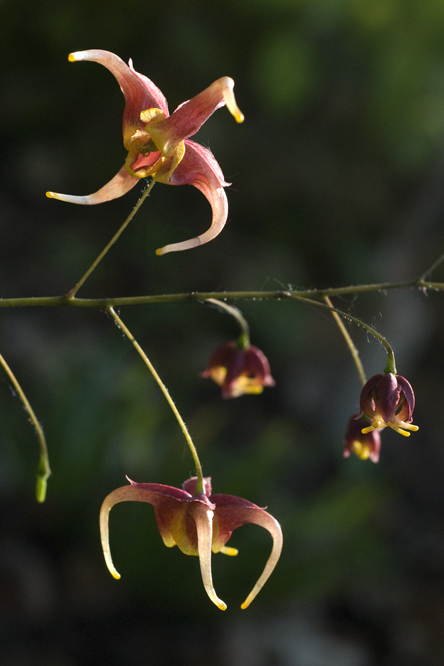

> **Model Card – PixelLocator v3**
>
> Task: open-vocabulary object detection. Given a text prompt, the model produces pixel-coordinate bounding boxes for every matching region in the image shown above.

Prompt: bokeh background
[2,0,444,664]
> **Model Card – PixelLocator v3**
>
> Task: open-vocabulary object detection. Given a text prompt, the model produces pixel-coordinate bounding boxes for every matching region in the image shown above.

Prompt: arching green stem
[107,307,204,493]
[68,179,156,298]
[294,295,397,376]
[205,298,250,349]
[0,353,51,502]
[323,296,367,387]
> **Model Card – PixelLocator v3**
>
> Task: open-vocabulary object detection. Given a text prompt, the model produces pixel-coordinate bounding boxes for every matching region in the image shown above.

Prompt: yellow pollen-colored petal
[351,440,371,460]
[209,367,227,387]
[389,418,418,436]
[362,419,385,434]
[140,108,166,124]
[223,87,244,123]
[219,546,239,556]
[389,424,411,437]
[154,140,186,184]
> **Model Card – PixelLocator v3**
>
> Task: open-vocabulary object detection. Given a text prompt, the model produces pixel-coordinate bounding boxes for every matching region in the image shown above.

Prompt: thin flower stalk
[68,180,155,298]
[106,307,204,492]
[323,296,366,387]
[0,353,51,502]
[293,294,397,375]
[205,298,250,345]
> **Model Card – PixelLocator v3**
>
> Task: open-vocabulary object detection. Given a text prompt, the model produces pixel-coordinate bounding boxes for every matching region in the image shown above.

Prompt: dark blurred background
[2,0,444,664]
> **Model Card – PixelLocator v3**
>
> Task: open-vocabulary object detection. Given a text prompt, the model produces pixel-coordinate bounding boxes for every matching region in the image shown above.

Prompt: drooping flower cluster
[47,49,244,255]
[100,476,282,610]
[201,341,275,399]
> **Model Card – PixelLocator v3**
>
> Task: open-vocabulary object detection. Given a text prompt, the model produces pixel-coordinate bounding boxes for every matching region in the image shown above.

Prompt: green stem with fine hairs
[0,353,51,502]
[68,179,156,298]
[205,298,250,348]
[323,296,367,387]
[294,294,397,375]
[107,307,204,493]
[0,278,442,310]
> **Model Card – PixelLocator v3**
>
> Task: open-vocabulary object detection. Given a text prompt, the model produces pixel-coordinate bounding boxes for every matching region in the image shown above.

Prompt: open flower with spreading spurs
[358,372,419,437]
[47,49,244,255]
[100,475,282,610]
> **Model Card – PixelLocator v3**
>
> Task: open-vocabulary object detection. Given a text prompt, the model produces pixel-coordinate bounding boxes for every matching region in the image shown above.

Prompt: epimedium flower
[100,475,283,610]
[201,340,275,399]
[46,49,244,255]
[358,372,419,437]
[343,414,382,463]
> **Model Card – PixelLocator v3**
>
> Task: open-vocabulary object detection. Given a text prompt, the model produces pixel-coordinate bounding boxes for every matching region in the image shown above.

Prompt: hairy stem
[0,353,51,502]
[68,179,156,298]
[324,296,367,387]
[293,295,397,375]
[107,307,204,493]
[1,278,442,310]
[205,298,250,346]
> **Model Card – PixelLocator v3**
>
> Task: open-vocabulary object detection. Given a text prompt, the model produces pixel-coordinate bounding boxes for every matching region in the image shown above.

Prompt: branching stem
[0,278,442,310]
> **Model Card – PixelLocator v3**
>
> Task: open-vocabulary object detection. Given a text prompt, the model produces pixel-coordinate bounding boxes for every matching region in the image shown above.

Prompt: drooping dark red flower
[201,341,275,399]
[358,372,418,437]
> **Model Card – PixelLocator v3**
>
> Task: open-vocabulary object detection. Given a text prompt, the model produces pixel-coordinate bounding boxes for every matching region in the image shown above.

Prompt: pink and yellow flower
[47,49,244,255]
[358,372,419,437]
[343,414,382,462]
[201,341,275,399]
[100,476,282,610]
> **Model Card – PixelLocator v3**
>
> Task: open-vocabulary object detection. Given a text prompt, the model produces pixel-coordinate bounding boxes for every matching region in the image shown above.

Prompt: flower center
[124,107,186,184]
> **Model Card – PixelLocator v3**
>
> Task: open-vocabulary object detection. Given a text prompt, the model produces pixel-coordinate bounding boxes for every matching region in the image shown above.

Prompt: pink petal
[46,164,139,205]
[100,483,187,578]
[189,500,227,610]
[69,50,169,137]
[244,346,276,386]
[375,373,401,423]
[358,373,383,419]
[156,140,229,254]
[127,477,192,501]
[396,375,416,422]
[212,502,283,609]
[147,76,242,158]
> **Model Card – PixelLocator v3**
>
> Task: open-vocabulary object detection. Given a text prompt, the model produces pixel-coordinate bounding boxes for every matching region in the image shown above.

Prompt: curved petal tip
[155,237,202,255]
[222,79,244,124]
[46,191,90,204]
[68,51,88,62]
